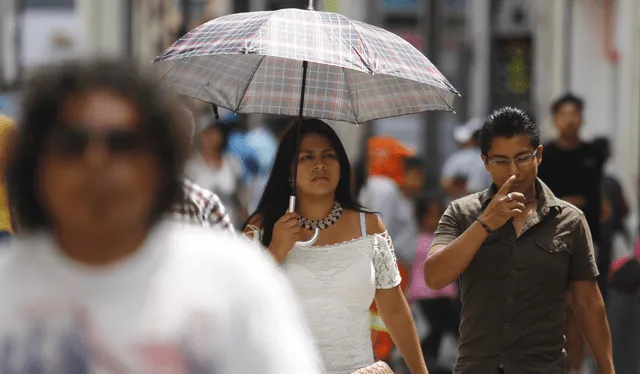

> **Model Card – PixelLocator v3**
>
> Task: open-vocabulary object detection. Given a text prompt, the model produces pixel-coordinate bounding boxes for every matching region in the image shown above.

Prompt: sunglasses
[48,127,146,157]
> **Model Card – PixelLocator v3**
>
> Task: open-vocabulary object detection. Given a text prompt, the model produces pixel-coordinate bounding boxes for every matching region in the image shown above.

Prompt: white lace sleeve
[242,225,263,245]
[373,231,402,289]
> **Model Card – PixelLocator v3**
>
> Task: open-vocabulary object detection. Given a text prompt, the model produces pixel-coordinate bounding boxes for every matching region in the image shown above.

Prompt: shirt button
[504,323,509,328]
[548,244,554,250]
[510,269,517,276]
[507,296,514,303]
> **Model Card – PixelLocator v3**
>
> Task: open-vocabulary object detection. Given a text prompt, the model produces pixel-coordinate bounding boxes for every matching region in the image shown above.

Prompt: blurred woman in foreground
[0,60,321,373]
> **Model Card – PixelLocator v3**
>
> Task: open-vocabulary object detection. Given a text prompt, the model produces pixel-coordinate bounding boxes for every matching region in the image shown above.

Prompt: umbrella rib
[154,61,177,83]
[346,21,373,72]
[432,85,456,113]
[236,55,267,111]
[342,67,359,124]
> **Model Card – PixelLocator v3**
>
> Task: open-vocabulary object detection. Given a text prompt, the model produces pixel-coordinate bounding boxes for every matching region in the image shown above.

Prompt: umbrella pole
[211,104,219,120]
[290,60,309,199]
[289,60,319,246]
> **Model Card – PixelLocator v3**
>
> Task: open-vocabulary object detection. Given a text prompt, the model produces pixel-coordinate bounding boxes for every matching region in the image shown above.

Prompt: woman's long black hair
[244,118,368,247]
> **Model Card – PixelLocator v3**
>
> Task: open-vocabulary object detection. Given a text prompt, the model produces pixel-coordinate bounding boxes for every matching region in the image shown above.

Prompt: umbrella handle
[289,196,319,247]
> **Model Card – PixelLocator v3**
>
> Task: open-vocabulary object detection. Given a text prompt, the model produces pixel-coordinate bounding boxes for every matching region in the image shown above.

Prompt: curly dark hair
[6,59,187,232]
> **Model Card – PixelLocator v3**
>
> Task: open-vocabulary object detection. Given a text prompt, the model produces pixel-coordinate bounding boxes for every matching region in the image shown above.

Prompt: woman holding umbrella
[243,119,428,374]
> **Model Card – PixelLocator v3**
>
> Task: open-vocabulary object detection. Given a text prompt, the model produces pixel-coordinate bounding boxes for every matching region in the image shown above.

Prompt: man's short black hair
[479,107,540,156]
[551,93,584,114]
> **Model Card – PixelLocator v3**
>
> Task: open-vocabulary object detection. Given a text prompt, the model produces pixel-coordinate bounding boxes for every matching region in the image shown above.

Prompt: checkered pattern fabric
[170,179,235,234]
[153,8,459,124]
[350,361,394,374]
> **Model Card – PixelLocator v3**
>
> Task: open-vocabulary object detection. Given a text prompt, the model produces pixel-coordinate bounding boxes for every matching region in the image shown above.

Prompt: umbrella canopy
[153,8,460,124]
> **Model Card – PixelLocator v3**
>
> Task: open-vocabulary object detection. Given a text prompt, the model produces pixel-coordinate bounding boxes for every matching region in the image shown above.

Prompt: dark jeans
[416,298,461,361]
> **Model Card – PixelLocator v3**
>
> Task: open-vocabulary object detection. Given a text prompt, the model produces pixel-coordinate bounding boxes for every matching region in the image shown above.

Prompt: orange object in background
[367,136,414,186]
[370,262,409,361]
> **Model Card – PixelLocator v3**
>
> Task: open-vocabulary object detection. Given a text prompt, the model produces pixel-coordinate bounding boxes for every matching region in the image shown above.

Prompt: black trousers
[416,298,461,360]
[596,237,614,302]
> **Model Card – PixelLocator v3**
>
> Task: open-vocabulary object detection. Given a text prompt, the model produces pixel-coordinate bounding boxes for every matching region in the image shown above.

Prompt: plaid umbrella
[153,4,459,246]
[153,7,459,124]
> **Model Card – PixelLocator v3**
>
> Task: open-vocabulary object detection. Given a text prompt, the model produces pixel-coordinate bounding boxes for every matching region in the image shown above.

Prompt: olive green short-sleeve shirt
[432,179,598,374]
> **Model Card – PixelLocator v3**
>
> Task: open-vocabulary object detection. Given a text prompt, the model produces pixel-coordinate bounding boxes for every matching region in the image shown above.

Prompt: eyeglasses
[487,149,539,170]
[48,127,146,157]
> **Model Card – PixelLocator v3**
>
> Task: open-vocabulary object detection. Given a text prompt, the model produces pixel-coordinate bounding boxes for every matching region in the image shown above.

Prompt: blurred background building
[0,0,639,227]
[0,2,639,373]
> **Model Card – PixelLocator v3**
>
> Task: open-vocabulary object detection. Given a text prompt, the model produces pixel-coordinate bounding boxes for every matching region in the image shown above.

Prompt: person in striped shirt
[169,105,234,234]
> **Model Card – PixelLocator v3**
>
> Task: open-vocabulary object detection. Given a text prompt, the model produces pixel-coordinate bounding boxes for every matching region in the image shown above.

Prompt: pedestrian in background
[537,94,606,373]
[186,120,246,226]
[440,118,492,203]
[407,195,459,373]
[170,105,235,233]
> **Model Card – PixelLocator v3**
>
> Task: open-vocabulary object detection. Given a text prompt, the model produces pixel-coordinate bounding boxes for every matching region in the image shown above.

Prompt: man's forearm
[424,221,487,290]
[573,303,614,373]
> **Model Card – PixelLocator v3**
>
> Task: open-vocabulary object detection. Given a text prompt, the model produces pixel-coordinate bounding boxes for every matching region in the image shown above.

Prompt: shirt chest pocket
[532,235,571,280]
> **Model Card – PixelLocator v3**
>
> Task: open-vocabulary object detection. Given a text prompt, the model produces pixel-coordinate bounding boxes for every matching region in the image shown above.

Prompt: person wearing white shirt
[0,60,321,373]
[441,118,492,202]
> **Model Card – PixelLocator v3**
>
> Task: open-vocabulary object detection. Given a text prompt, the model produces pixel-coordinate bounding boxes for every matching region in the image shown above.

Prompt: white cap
[453,117,484,143]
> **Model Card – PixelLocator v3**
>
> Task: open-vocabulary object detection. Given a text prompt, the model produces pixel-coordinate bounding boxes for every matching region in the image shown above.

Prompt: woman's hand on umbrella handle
[288,195,320,247]
[296,227,319,247]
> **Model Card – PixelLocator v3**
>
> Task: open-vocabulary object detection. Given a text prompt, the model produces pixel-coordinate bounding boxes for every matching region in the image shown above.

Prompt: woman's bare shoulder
[244,215,263,231]
[343,209,385,236]
[364,212,385,236]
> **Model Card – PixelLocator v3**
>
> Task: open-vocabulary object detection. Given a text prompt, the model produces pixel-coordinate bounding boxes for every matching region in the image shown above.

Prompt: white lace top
[246,213,401,374]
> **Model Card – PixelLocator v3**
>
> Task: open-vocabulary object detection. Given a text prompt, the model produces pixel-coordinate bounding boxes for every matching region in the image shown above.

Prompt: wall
[613,0,640,233]
[567,0,616,140]
[76,0,127,58]
[466,0,491,120]
[530,0,568,142]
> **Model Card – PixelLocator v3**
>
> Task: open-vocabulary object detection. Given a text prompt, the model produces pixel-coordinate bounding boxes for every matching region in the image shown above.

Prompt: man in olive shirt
[424,107,613,374]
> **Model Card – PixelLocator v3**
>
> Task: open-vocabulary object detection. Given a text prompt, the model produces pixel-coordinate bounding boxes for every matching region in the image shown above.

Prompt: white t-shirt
[185,154,243,198]
[0,221,322,373]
